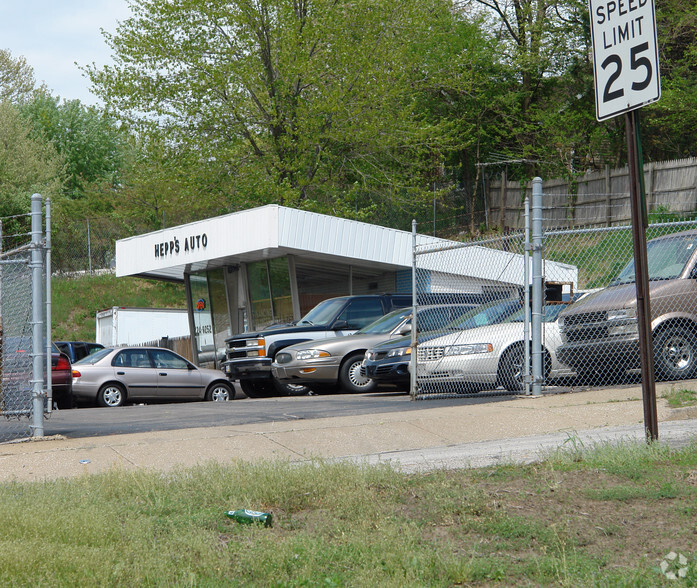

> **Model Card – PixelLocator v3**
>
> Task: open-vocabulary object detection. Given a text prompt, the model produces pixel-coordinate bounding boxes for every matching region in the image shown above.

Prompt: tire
[499,345,527,392]
[654,325,697,381]
[498,345,551,392]
[206,381,234,401]
[272,378,311,396]
[55,391,75,410]
[97,383,125,407]
[239,380,275,398]
[338,353,376,393]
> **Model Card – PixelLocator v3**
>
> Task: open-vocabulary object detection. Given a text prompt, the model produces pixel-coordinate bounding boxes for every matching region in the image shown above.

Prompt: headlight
[607,308,637,321]
[386,346,411,358]
[296,349,330,361]
[444,343,493,356]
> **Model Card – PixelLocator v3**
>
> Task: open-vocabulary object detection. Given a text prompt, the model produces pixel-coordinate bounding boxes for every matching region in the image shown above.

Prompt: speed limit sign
[589,0,661,121]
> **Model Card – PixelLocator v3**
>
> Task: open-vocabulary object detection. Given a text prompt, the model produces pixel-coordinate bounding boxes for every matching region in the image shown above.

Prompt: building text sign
[589,0,660,121]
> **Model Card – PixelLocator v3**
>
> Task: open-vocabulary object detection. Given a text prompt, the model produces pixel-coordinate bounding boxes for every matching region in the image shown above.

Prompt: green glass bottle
[225,508,273,527]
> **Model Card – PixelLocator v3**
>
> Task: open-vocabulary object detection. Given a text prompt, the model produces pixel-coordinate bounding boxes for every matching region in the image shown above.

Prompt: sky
[0,0,133,105]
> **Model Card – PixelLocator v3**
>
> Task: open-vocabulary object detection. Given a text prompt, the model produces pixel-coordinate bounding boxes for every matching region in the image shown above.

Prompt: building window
[247,258,293,330]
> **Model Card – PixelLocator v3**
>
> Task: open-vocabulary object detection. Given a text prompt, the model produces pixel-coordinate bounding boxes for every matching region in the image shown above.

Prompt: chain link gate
[0,195,51,442]
[410,203,697,399]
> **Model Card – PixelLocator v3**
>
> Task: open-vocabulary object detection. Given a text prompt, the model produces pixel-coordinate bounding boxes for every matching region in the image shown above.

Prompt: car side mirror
[398,324,412,335]
[690,266,697,280]
[332,320,349,330]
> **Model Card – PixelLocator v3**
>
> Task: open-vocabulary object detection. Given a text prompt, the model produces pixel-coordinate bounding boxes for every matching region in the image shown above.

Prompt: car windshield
[74,347,113,365]
[504,293,583,323]
[612,233,697,285]
[296,298,348,326]
[504,303,569,323]
[357,308,411,334]
[444,299,521,330]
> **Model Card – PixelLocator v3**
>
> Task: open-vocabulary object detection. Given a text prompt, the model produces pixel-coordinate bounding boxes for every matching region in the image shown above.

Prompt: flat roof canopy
[115,204,577,287]
[116,205,424,282]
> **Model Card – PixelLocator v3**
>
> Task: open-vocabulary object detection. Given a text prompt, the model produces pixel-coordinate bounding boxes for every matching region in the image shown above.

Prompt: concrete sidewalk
[1,383,696,482]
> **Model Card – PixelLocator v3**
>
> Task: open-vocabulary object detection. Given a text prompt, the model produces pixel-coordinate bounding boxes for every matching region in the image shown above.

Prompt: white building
[116,205,576,365]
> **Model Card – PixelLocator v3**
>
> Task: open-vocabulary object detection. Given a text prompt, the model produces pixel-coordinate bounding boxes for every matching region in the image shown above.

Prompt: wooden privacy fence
[485,157,697,230]
[137,336,193,362]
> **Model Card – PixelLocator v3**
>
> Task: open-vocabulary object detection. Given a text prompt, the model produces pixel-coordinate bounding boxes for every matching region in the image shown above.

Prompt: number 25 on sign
[589,0,661,121]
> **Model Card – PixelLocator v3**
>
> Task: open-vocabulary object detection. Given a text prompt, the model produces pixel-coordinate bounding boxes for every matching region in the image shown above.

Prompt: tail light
[72,369,81,378]
[54,356,70,371]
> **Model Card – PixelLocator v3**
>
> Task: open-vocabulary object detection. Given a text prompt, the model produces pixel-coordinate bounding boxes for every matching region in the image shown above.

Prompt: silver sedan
[71,347,234,407]
[271,305,476,393]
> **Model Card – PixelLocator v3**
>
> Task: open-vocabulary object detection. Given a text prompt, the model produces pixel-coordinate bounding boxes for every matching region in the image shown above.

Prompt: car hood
[284,332,397,355]
[419,321,548,348]
[366,330,451,352]
[559,279,684,316]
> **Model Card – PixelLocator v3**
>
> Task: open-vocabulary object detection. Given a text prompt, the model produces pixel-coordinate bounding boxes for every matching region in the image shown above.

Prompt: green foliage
[51,274,185,341]
[20,93,127,200]
[0,101,63,234]
[0,48,37,103]
[86,0,501,223]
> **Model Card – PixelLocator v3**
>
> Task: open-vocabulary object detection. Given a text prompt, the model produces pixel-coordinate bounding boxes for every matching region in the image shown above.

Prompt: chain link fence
[1,214,35,441]
[408,212,697,399]
[52,216,154,276]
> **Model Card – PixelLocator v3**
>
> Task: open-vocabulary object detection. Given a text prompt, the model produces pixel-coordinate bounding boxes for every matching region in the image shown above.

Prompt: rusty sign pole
[625,110,658,442]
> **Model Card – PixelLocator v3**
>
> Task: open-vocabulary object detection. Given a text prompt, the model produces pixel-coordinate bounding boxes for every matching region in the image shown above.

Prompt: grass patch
[662,386,697,409]
[52,273,185,341]
[2,442,697,585]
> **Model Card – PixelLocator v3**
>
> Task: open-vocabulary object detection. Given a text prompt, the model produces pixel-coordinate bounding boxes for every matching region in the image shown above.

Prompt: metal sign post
[590,0,660,441]
[626,111,658,441]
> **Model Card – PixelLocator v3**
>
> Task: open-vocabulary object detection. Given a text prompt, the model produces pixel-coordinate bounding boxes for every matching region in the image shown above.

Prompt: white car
[415,301,578,393]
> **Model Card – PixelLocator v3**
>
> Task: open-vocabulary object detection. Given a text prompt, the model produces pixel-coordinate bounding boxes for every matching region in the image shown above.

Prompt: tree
[86,0,490,223]
[20,93,127,200]
[0,49,38,103]
[0,101,63,242]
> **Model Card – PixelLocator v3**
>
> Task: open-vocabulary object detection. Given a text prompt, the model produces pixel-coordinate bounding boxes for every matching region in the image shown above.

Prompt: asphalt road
[36,389,516,439]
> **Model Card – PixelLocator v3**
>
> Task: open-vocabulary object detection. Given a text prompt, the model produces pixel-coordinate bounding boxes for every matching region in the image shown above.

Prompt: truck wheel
[654,326,697,381]
[206,381,234,401]
[272,378,311,396]
[339,353,376,393]
[239,381,274,398]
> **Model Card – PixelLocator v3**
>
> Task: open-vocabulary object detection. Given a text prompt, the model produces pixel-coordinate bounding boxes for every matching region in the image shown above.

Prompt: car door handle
[159,372,168,376]
[116,371,125,375]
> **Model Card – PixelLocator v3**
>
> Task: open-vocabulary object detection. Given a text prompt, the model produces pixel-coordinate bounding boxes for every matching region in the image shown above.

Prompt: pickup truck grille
[226,336,264,359]
[561,312,608,342]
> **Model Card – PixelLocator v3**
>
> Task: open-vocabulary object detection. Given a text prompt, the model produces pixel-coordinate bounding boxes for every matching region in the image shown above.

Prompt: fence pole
[410,219,417,401]
[0,219,3,319]
[45,198,53,412]
[30,194,44,437]
[87,218,92,274]
[524,196,531,396]
[531,178,543,397]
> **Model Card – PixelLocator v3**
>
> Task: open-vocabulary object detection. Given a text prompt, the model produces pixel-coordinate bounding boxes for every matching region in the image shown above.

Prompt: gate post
[30,194,44,437]
[531,179,543,397]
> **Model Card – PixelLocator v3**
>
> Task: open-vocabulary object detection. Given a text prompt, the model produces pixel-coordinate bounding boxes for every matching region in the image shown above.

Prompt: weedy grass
[662,386,697,409]
[1,442,697,586]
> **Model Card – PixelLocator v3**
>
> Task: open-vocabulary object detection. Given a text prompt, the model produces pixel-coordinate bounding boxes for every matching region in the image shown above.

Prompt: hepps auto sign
[589,0,660,121]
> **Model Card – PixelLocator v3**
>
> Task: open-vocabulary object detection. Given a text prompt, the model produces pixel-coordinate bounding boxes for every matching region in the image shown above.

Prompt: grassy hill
[52,273,186,342]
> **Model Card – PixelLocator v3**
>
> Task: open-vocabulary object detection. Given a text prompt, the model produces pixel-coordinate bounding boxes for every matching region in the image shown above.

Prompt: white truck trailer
[96,307,189,347]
